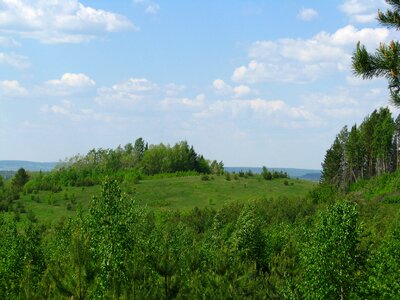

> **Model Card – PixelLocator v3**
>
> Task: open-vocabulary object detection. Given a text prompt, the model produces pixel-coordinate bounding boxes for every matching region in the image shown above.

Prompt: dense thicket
[321,107,400,188]
[59,138,216,179]
[22,138,223,191]
[0,175,400,298]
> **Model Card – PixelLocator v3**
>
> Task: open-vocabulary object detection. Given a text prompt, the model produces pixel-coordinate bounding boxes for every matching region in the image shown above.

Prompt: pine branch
[352,41,400,105]
[378,9,400,29]
[385,0,400,12]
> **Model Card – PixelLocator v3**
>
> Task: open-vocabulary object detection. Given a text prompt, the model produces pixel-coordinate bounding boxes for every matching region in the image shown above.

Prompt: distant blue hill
[0,160,57,171]
[225,167,321,182]
[298,173,321,182]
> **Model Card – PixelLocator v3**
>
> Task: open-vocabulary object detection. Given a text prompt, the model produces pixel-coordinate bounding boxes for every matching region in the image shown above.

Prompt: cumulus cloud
[339,0,385,23]
[42,73,96,96]
[0,52,30,69]
[0,80,27,96]
[300,85,390,121]
[232,60,333,84]
[213,79,232,95]
[232,25,392,84]
[95,78,158,106]
[213,79,252,97]
[46,73,96,88]
[0,0,137,43]
[297,8,318,21]
[233,85,251,97]
[195,98,319,128]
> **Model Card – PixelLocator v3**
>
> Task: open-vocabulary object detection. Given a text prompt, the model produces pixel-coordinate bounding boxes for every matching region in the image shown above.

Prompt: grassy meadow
[16,174,316,224]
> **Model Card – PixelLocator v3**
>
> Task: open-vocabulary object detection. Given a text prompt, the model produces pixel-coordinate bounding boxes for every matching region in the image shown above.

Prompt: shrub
[246,169,254,177]
[201,174,210,181]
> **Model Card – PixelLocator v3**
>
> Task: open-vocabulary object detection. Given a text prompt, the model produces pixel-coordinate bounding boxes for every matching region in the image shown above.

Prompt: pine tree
[393,114,400,169]
[346,125,363,182]
[359,111,379,178]
[321,137,343,185]
[373,108,395,175]
[352,0,400,105]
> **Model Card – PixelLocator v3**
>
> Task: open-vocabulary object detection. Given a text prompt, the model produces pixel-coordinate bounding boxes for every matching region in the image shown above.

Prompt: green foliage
[368,224,400,297]
[141,141,211,175]
[233,204,268,271]
[308,183,338,204]
[210,160,224,175]
[352,0,400,104]
[4,171,400,298]
[26,139,215,191]
[44,212,96,299]
[322,108,398,188]
[201,174,210,181]
[88,177,149,297]
[0,216,45,299]
[11,168,29,190]
[262,166,272,180]
[301,200,364,299]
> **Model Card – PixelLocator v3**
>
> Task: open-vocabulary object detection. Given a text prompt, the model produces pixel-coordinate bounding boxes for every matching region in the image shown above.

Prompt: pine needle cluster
[352,0,400,105]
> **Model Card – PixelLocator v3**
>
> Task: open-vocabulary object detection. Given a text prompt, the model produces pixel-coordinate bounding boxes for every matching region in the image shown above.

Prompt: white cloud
[297,8,318,21]
[160,94,205,109]
[95,78,158,106]
[0,52,30,69]
[145,4,160,14]
[339,0,386,23]
[195,98,319,128]
[46,73,95,88]
[0,80,27,96]
[303,92,359,108]
[232,60,333,84]
[42,73,96,96]
[233,85,251,97]
[346,74,385,85]
[164,83,186,96]
[353,13,376,23]
[134,0,160,14]
[232,24,391,84]
[213,78,252,97]
[0,0,137,43]
[213,79,232,95]
[300,85,391,122]
[330,25,389,47]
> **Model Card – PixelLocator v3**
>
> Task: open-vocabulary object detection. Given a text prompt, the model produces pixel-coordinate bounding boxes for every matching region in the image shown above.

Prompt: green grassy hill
[16,175,316,224]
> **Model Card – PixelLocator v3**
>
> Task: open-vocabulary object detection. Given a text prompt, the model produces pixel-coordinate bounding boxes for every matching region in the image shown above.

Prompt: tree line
[22,138,224,191]
[321,107,400,189]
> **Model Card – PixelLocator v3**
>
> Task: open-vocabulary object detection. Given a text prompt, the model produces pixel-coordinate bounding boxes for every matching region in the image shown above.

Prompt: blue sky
[0,0,397,169]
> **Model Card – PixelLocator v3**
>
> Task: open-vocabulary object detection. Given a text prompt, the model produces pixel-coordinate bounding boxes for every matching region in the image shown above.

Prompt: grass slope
[17,175,316,224]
